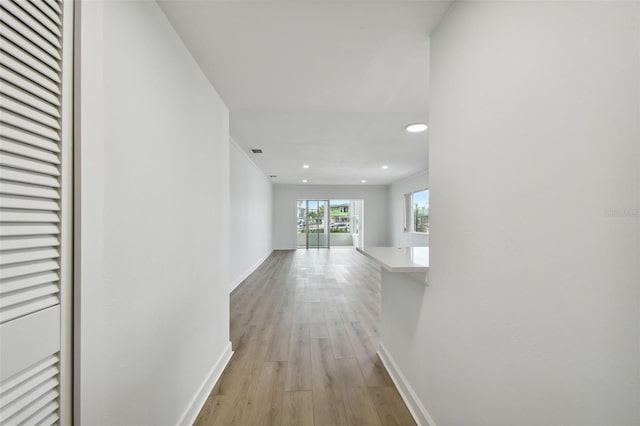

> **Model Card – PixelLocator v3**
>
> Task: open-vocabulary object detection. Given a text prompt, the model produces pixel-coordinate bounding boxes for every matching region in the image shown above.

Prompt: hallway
[195,249,416,425]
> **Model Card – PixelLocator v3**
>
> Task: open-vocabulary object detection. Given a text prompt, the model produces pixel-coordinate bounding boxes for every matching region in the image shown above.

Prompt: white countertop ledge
[356,246,429,273]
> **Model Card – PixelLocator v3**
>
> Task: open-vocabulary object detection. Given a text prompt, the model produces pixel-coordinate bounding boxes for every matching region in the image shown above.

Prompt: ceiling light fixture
[302,179,308,183]
[361,180,367,183]
[381,165,388,169]
[405,123,428,133]
[303,164,309,169]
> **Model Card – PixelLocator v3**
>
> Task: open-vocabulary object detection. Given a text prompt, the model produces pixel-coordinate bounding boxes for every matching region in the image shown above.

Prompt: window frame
[403,188,429,235]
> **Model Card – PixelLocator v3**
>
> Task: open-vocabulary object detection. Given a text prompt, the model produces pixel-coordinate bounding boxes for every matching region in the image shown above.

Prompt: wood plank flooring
[195,249,416,426]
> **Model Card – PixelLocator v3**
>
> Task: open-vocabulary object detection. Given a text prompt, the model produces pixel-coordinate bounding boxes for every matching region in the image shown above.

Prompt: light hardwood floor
[195,249,416,426]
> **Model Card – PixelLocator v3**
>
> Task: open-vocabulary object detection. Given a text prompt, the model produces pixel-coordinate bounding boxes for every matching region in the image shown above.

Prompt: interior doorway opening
[296,199,364,249]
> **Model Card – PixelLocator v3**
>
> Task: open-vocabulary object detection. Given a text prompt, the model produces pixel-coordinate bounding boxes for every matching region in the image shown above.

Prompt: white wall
[77,2,231,424]
[229,140,273,291]
[390,2,639,425]
[389,171,429,247]
[272,185,390,249]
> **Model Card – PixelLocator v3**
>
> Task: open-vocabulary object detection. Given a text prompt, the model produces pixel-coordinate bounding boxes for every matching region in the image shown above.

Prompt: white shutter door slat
[0,194,59,211]
[12,1,61,39]
[1,0,67,422]
[0,13,62,61]
[0,286,59,315]
[0,37,61,84]
[0,223,59,236]
[1,95,61,130]
[0,109,60,141]
[0,270,59,293]
[0,209,60,223]
[0,80,61,118]
[40,0,61,18]
[0,355,58,393]
[0,357,60,423]
[0,283,59,311]
[0,141,60,168]
[0,139,61,163]
[0,181,60,199]
[0,259,59,280]
[0,65,60,107]
[0,247,59,265]
[0,2,61,50]
[29,0,61,27]
[23,402,60,426]
[0,152,60,176]
[0,125,61,153]
[0,295,59,323]
[0,236,59,251]
[1,386,58,424]
[0,19,60,69]
[0,166,60,187]
[0,365,58,408]
[0,51,60,95]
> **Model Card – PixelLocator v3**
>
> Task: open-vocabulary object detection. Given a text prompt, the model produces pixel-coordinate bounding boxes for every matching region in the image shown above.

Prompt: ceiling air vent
[269,175,278,178]
[251,148,263,154]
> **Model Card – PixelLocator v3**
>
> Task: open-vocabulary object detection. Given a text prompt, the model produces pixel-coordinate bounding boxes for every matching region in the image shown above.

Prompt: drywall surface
[272,184,390,249]
[386,2,640,425]
[77,1,231,424]
[389,171,429,247]
[229,140,273,290]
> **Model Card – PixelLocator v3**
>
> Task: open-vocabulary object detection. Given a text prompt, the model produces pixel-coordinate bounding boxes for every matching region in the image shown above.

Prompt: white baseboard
[178,341,233,426]
[378,343,437,426]
[229,250,273,293]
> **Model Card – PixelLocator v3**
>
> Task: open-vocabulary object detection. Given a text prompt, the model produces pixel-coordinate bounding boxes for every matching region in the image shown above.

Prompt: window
[329,200,351,233]
[404,189,429,234]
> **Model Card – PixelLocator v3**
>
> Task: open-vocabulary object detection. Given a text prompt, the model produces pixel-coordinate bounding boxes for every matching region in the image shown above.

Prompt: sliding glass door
[297,200,329,248]
[297,199,365,248]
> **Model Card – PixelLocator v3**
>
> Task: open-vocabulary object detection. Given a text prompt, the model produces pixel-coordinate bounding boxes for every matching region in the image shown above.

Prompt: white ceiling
[159,0,452,185]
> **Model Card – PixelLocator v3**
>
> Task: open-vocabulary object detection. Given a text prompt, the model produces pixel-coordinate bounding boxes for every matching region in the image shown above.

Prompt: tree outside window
[404,189,429,234]
[413,189,429,233]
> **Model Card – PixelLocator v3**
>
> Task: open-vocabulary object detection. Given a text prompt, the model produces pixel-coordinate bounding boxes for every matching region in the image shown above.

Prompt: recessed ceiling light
[405,123,428,133]
[303,164,309,169]
[381,165,389,169]
[302,179,308,183]
[361,180,367,183]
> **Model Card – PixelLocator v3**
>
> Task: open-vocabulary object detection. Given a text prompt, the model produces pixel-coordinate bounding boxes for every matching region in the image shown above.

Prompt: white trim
[75,1,107,423]
[389,169,428,186]
[378,343,437,426]
[178,341,233,426]
[229,250,273,293]
[60,1,75,424]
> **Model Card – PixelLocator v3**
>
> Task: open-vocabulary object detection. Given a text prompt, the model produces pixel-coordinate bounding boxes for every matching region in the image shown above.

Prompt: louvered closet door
[0,0,72,424]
